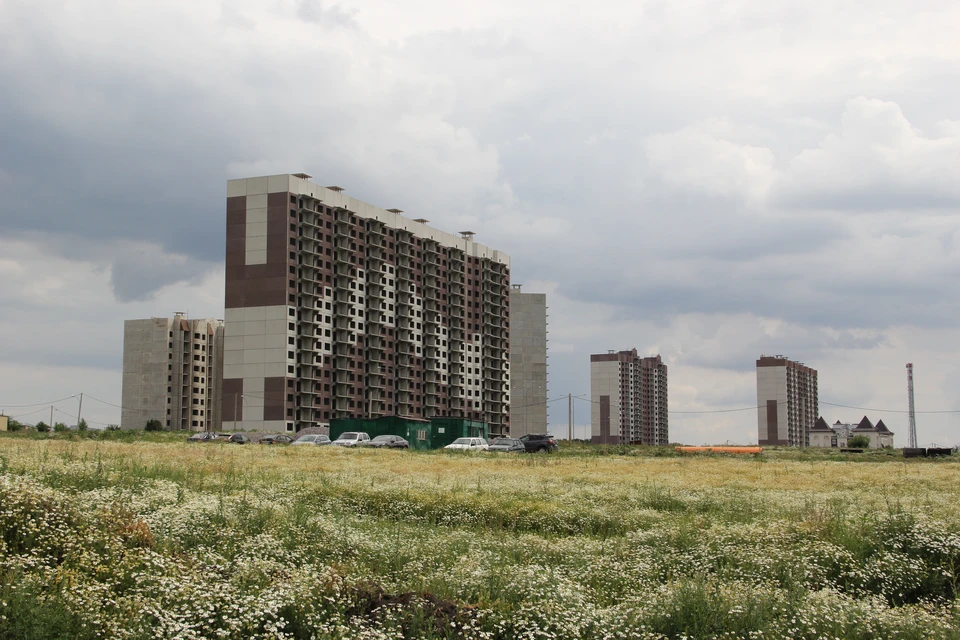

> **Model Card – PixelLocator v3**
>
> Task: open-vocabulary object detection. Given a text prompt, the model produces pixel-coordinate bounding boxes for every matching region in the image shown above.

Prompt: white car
[331,432,370,447]
[444,437,489,451]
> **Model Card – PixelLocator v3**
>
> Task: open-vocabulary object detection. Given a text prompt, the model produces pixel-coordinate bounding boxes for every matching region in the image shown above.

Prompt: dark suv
[519,434,559,453]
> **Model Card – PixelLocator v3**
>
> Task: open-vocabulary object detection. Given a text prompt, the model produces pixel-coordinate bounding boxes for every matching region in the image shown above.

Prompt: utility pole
[568,394,572,441]
[76,393,83,429]
[50,406,54,430]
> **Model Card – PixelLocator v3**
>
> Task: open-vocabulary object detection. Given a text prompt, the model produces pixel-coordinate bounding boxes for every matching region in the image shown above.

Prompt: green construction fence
[329,416,488,450]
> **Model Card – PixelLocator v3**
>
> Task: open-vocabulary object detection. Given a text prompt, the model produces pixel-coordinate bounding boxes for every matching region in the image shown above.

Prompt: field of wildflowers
[1,433,959,639]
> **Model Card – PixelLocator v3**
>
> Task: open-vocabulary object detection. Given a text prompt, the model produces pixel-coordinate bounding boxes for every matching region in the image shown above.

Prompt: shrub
[144,419,163,432]
[848,435,870,448]
[35,421,50,432]
[77,418,88,432]
[53,422,69,433]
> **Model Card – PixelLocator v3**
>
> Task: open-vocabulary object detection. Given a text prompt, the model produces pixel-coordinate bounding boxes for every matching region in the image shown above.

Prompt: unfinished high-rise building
[222,174,511,435]
[121,314,224,431]
[756,355,818,446]
[590,349,668,445]
[508,285,547,437]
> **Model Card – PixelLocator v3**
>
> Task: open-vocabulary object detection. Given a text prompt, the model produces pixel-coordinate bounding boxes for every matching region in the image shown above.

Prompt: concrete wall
[590,360,621,442]
[509,290,547,437]
[121,318,171,429]
[121,316,224,431]
[222,305,293,432]
[756,365,788,445]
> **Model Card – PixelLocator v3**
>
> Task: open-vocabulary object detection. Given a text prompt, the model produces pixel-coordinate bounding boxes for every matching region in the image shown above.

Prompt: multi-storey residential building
[590,349,668,445]
[121,314,224,431]
[508,285,547,437]
[223,174,511,435]
[756,355,818,446]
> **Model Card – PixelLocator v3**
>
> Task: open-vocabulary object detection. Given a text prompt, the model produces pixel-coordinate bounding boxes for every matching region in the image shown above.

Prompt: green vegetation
[0,433,958,638]
[848,434,871,448]
[144,418,163,432]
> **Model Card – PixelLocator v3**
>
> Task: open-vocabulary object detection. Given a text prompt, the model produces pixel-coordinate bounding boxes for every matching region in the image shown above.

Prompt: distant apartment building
[756,355,818,446]
[223,174,511,435]
[590,349,668,445]
[121,314,224,431]
[508,285,547,437]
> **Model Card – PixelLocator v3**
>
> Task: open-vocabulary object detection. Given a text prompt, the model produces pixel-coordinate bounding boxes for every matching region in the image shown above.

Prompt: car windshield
[338,433,358,440]
[452,438,474,445]
[297,435,316,442]
[372,436,393,442]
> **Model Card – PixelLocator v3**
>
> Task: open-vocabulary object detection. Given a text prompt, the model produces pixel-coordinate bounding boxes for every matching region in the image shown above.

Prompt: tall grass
[1,434,959,638]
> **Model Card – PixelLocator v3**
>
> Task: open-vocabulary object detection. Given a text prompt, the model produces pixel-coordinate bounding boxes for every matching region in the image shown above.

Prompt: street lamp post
[232,393,247,434]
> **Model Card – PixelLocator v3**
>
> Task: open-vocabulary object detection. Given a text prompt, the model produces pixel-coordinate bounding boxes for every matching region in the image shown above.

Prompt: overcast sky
[2,0,959,445]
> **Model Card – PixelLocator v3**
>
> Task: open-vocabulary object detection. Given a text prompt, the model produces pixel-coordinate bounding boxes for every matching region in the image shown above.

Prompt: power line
[9,407,49,419]
[84,394,154,414]
[0,395,78,408]
[570,394,791,414]
[820,400,960,415]
[83,394,126,410]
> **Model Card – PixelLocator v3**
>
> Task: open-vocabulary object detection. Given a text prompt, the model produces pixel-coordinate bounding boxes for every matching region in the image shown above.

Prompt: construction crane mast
[906,363,917,448]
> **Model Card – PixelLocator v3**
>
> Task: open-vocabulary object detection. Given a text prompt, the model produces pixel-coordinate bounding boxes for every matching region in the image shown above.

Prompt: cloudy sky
[2,0,959,445]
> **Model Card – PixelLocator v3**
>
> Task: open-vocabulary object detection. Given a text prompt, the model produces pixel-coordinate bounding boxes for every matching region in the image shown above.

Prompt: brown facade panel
[226,220,247,238]
[766,399,778,442]
[222,378,243,422]
[590,353,620,362]
[601,395,611,444]
[244,263,287,279]
[227,196,247,212]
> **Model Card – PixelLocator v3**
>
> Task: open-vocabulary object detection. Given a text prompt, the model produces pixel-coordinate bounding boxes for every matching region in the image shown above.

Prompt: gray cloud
[296,0,357,28]
[109,244,212,302]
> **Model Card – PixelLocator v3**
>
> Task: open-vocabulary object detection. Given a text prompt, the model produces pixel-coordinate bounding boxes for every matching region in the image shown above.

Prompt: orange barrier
[675,446,763,454]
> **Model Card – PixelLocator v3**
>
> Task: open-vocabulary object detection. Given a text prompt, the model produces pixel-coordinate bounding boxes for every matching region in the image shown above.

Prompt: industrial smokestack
[906,363,917,448]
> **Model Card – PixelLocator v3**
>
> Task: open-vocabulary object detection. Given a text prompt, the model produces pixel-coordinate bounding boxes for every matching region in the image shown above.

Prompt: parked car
[260,434,294,445]
[362,435,409,449]
[444,437,489,451]
[486,437,526,453]
[331,432,370,447]
[186,432,217,443]
[292,434,332,446]
[228,433,250,444]
[214,433,232,442]
[519,434,559,453]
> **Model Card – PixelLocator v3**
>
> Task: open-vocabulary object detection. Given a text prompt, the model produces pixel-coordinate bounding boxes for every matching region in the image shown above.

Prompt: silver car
[292,434,331,446]
[331,432,370,447]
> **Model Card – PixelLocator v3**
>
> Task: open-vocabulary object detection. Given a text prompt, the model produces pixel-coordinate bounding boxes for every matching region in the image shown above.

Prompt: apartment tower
[590,349,668,445]
[223,174,511,434]
[121,314,224,431]
[756,355,818,446]
[508,285,547,437]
